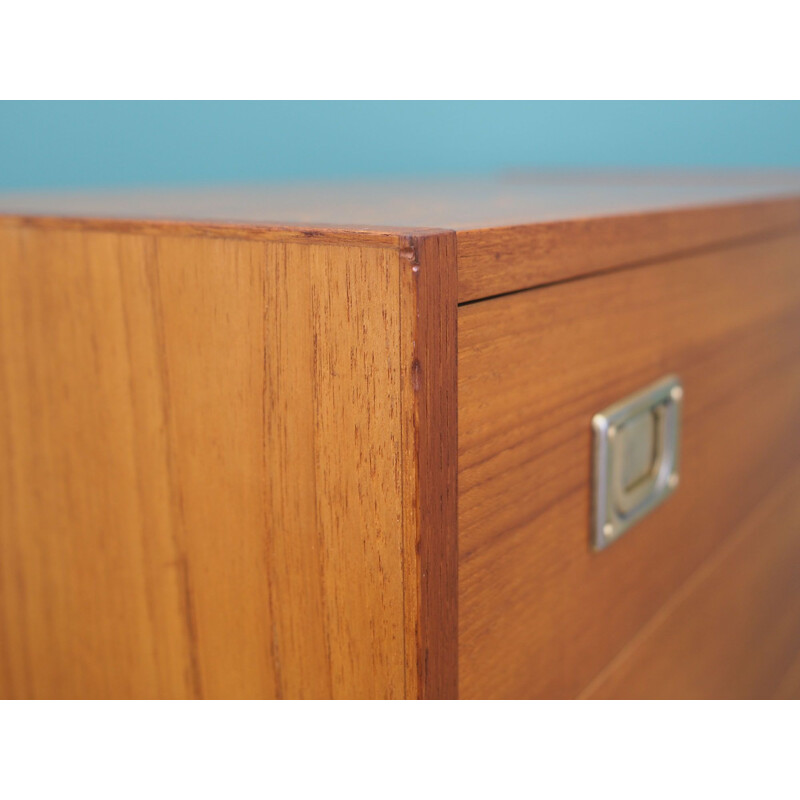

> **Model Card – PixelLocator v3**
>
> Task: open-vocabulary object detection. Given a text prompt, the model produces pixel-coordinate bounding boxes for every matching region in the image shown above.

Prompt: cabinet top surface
[6,172,800,302]
[2,172,800,232]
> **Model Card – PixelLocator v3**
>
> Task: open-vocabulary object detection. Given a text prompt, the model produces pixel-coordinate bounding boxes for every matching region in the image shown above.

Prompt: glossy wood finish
[456,198,800,302]
[3,175,800,700]
[401,233,459,699]
[582,464,800,699]
[0,222,456,699]
[3,173,800,302]
[458,232,800,699]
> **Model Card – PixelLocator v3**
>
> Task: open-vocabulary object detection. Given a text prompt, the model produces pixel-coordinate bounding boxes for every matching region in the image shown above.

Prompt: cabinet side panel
[300,242,407,698]
[0,225,408,698]
[0,228,200,698]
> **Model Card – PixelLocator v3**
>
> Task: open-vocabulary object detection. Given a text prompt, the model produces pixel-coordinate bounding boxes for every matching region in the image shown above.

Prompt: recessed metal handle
[591,375,682,551]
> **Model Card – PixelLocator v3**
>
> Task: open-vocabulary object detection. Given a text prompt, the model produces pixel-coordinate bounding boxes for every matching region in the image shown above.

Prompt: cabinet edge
[400,231,459,699]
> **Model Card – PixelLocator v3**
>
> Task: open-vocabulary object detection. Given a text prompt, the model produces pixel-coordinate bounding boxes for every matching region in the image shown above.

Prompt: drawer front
[458,233,800,699]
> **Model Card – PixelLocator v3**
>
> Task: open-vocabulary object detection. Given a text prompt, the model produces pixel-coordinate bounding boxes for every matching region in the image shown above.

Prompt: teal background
[1,101,799,190]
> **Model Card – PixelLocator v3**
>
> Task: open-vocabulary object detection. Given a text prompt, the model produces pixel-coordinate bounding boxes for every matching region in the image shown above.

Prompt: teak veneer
[1,173,800,699]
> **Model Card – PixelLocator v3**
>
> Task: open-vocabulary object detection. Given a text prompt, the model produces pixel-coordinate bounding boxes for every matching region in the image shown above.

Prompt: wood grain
[0,222,457,699]
[400,233,459,699]
[4,176,800,700]
[457,198,800,302]
[3,173,800,303]
[0,213,444,251]
[458,232,800,699]
[581,464,800,699]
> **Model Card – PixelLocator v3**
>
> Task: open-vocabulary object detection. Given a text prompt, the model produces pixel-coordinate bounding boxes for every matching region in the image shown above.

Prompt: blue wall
[1,101,799,190]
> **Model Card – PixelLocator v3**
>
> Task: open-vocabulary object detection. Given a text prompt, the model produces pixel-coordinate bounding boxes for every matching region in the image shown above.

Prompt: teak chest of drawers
[2,174,800,699]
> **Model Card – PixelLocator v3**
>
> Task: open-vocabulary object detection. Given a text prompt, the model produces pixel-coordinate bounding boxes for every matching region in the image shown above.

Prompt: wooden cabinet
[1,174,800,698]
